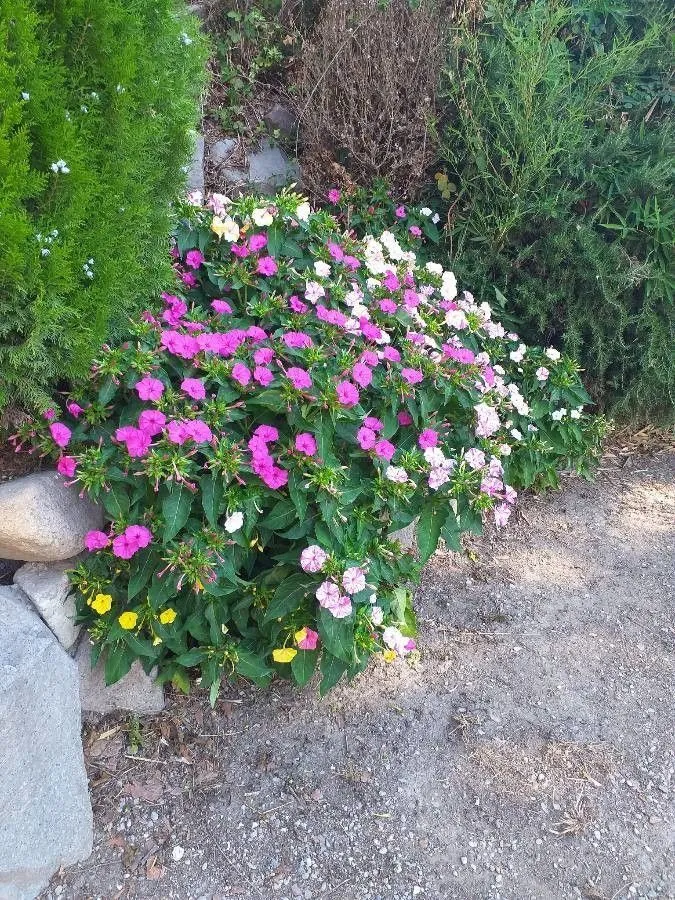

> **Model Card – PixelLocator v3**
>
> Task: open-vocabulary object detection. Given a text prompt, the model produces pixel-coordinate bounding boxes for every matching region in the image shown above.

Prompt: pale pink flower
[301,545,328,573]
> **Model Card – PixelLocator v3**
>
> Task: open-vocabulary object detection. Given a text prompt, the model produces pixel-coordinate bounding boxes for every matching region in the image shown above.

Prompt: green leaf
[319,652,348,695]
[288,470,308,520]
[98,376,118,405]
[235,648,274,686]
[102,482,130,520]
[127,548,156,601]
[104,644,134,685]
[291,649,317,686]
[162,483,193,543]
[317,607,354,664]
[441,512,462,552]
[201,473,224,527]
[265,573,311,621]
[417,501,450,564]
[261,500,297,531]
[175,648,207,667]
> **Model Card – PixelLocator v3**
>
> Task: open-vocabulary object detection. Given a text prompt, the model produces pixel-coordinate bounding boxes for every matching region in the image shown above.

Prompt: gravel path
[45,450,675,900]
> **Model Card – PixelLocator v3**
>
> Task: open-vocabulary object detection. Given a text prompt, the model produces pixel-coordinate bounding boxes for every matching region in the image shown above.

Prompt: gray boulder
[0,471,103,562]
[249,140,299,194]
[14,561,80,651]
[76,638,164,715]
[263,102,297,137]
[209,137,237,166]
[0,585,92,899]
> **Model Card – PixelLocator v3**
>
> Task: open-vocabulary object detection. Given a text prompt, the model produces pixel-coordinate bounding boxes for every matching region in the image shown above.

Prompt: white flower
[224,511,244,533]
[314,260,331,278]
[440,271,457,301]
[304,280,325,304]
[50,159,70,174]
[116,84,125,94]
[371,606,384,626]
[80,105,88,113]
[252,207,274,227]
[570,408,582,419]
[425,261,443,276]
[445,309,468,330]
[545,347,561,361]
[431,213,440,224]
[527,424,538,433]
[551,408,567,421]
[535,366,549,382]
[41,248,50,257]
[180,32,193,45]
[510,428,523,440]
[499,444,512,456]
[509,343,527,363]
[419,207,432,217]
[21,92,29,100]
[295,201,311,221]
[385,465,409,484]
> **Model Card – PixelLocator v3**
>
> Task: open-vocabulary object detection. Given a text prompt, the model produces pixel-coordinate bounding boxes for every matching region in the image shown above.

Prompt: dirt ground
[43,448,675,900]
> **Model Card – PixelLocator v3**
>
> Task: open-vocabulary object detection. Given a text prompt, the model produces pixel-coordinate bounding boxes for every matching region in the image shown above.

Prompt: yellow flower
[90,593,113,615]
[382,649,397,663]
[118,611,138,630]
[294,627,308,645]
[272,647,297,664]
[152,636,163,646]
[211,215,239,242]
[159,608,177,625]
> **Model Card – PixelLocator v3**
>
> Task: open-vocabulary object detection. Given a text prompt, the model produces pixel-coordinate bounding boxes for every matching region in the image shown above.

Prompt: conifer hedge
[0,0,207,411]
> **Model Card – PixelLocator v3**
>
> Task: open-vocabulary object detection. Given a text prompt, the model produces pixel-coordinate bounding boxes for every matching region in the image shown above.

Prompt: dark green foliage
[0,0,207,411]
[438,0,674,421]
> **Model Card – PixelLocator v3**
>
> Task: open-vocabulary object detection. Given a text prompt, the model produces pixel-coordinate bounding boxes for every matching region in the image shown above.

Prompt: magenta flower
[116,425,151,458]
[283,331,313,349]
[327,242,344,261]
[166,420,190,445]
[231,363,252,386]
[286,367,312,390]
[181,378,206,401]
[409,225,422,237]
[112,525,152,560]
[357,426,377,450]
[383,346,401,363]
[295,433,317,456]
[66,401,83,418]
[49,422,71,448]
[403,289,420,309]
[343,255,360,270]
[247,325,267,343]
[254,366,274,386]
[257,256,278,276]
[43,408,55,420]
[360,320,382,342]
[254,347,275,365]
[397,410,413,426]
[418,429,438,449]
[261,465,288,490]
[56,456,76,478]
[443,343,475,365]
[342,566,366,594]
[352,362,373,388]
[336,381,360,407]
[135,376,165,401]
[383,270,400,292]
[248,233,268,252]
[231,243,250,258]
[363,416,383,432]
[374,440,395,461]
[327,188,341,204]
[185,249,205,269]
[211,299,233,315]
[161,331,200,360]
[379,299,397,314]
[297,627,319,650]
[254,424,279,443]
[181,271,197,287]
[289,295,308,314]
[185,420,212,443]
[85,530,110,552]
[361,350,379,367]
[401,368,423,385]
[138,409,166,436]
[395,205,406,219]
[301,545,328,573]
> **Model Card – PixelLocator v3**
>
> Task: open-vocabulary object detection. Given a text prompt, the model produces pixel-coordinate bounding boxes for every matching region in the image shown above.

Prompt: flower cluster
[26,189,603,697]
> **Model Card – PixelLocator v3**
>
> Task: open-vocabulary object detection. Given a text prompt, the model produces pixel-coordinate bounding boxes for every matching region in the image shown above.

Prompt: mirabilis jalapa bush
[25,189,604,698]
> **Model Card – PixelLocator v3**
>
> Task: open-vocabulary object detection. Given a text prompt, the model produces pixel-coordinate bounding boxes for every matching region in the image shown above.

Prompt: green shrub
[438,0,674,421]
[24,191,603,697]
[0,0,207,412]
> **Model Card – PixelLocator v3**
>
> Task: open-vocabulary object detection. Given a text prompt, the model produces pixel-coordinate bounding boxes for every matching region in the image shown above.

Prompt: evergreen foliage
[0,0,207,411]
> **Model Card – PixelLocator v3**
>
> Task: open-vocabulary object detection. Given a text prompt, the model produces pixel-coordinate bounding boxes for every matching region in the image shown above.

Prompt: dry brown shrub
[295,0,451,199]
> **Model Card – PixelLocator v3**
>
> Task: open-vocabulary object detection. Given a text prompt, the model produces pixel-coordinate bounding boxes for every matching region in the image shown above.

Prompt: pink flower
[56,456,76,478]
[49,422,71,448]
[248,233,268,252]
[363,416,383,432]
[494,503,511,528]
[66,401,83,418]
[327,188,341,204]
[409,225,422,237]
[383,346,401,363]
[352,362,373,388]
[181,271,197,287]
[383,270,400,292]
[316,580,340,606]
[336,381,360,407]
[257,256,278,276]
[418,429,438,449]
[361,350,379,367]
[343,255,360,270]
[295,433,317,456]
[301,545,328,573]
[283,331,313,349]
[374,440,395,461]
[185,249,205,269]
[401,368,423,385]
[289,295,308,314]
[286,367,312,390]
[211,299,233,315]
[327,242,344,261]
[357,427,376,450]
[474,402,501,438]
[464,447,486,470]
[85,530,110,551]
[297,627,319,650]
[261,465,288,490]
[138,409,166,436]
[112,525,153,560]
[254,347,275,365]
[166,420,190,445]
[115,425,151,457]
[536,366,550,382]
[181,378,206,400]
[395,205,406,219]
[379,299,397,314]
[342,566,366,594]
[403,289,420,309]
[135,377,165,402]
[254,366,274,386]
[231,363,252,386]
[185,420,212,443]
[43,408,55,420]
[254,425,279,444]
[397,411,413,426]
[231,243,250,258]
[443,343,475,365]
[324,593,352,619]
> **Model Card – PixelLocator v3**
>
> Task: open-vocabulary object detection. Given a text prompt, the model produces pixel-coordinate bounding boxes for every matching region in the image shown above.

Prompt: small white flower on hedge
[50,159,70,174]
[224,511,244,533]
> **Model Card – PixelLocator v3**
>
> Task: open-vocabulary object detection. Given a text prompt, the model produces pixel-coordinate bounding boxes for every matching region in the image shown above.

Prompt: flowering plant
[25,190,603,698]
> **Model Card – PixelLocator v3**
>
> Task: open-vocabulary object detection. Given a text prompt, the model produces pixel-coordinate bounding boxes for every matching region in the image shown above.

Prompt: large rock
[186,131,204,194]
[0,585,92,899]
[0,471,103,562]
[263,102,297,137]
[209,137,237,166]
[248,139,299,194]
[14,561,80,651]
[76,638,165,715]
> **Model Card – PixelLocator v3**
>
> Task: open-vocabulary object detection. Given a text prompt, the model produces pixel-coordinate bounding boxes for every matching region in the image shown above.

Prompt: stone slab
[248,140,298,194]
[76,638,165,716]
[14,560,81,651]
[186,131,204,194]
